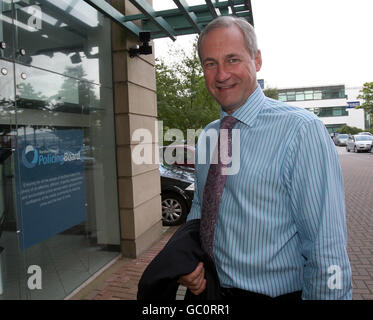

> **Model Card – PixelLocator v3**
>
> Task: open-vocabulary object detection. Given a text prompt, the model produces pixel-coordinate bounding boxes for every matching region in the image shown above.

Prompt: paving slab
[338,147,373,300]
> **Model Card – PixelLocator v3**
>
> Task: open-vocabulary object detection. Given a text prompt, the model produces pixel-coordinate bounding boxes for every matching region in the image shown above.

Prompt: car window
[355,136,373,141]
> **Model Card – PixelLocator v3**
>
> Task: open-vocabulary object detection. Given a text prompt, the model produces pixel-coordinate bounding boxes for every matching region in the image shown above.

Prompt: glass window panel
[0,61,28,299]
[15,64,84,116]
[13,0,112,87]
[286,91,295,101]
[304,91,313,100]
[296,92,305,101]
[278,93,287,102]
[333,108,342,116]
[322,88,343,100]
[12,64,119,299]
[319,108,333,117]
[314,90,322,100]
[326,124,345,133]
[322,90,329,99]
[0,60,16,127]
[340,89,346,98]
[326,108,333,116]
[0,0,15,60]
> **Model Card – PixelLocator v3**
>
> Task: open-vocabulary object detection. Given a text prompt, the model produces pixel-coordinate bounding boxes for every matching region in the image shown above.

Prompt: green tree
[17,83,47,101]
[56,65,99,110]
[156,40,220,141]
[336,125,362,135]
[263,88,278,100]
[357,82,373,118]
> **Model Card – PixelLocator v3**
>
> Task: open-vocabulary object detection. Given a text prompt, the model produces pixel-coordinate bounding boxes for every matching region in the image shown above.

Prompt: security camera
[139,32,151,43]
[129,31,152,58]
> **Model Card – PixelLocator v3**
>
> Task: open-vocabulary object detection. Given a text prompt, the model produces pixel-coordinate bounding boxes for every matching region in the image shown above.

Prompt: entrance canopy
[83,0,254,40]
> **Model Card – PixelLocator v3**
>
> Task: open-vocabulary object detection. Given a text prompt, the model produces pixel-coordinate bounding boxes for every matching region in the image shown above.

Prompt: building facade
[0,0,161,299]
[278,84,368,133]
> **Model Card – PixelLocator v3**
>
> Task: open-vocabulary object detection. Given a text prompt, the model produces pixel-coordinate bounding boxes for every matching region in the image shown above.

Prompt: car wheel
[346,146,350,152]
[161,193,188,226]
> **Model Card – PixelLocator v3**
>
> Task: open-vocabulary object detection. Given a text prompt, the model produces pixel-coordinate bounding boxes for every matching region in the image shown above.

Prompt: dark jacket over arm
[137,219,222,300]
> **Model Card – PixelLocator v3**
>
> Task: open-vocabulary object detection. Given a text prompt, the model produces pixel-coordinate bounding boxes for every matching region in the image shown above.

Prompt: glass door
[1,0,29,299]
[1,0,120,300]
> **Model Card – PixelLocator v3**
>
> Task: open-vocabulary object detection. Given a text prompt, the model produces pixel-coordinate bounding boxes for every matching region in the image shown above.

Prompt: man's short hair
[197,16,258,61]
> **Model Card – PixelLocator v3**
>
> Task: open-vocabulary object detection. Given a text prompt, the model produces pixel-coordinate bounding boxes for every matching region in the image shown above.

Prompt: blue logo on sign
[22,145,39,169]
[21,145,82,169]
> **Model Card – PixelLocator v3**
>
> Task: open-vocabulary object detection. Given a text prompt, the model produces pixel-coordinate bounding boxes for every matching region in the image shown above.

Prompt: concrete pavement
[337,146,373,299]
[69,146,373,300]
[67,226,181,300]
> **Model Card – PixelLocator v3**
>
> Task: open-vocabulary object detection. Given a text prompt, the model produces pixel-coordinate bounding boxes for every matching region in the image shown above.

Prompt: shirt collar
[220,86,266,127]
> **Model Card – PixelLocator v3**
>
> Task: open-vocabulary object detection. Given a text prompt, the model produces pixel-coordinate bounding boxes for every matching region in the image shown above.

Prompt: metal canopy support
[83,0,254,41]
[82,0,141,38]
[228,0,238,15]
[205,0,219,19]
[141,0,254,40]
[245,0,254,27]
[128,0,177,41]
[173,0,202,34]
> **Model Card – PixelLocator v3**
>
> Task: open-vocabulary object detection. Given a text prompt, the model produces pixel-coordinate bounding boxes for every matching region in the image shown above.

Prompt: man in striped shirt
[178,16,352,300]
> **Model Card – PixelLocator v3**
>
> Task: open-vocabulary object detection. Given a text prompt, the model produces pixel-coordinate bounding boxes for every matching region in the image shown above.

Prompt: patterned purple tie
[200,116,238,259]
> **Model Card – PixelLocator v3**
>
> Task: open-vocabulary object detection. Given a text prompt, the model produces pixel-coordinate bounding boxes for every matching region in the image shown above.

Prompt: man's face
[200,25,262,114]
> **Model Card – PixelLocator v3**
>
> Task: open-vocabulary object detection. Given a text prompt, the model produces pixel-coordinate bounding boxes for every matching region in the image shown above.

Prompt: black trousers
[220,287,302,301]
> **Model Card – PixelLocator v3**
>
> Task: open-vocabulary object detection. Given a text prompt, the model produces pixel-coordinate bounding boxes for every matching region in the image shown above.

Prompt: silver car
[334,134,349,146]
[346,135,373,152]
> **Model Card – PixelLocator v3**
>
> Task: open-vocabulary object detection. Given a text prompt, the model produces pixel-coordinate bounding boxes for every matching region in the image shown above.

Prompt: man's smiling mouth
[217,84,236,90]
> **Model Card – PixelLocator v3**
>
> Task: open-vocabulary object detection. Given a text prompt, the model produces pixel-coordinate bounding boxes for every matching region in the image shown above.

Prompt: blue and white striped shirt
[187,86,352,299]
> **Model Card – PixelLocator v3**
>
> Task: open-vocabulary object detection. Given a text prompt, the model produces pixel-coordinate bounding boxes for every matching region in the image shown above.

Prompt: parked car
[357,132,373,136]
[160,145,195,169]
[346,135,373,152]
[159,163,194,226]
[334,134,349,146]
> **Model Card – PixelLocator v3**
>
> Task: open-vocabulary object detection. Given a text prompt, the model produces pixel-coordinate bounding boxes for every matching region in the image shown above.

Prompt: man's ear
[255,50,262,72]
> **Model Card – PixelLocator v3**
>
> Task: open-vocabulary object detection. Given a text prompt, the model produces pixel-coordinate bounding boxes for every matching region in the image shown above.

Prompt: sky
[153,0,373,89]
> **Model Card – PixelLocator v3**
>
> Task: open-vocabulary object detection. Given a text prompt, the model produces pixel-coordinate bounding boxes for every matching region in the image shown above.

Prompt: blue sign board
[14,129,87,250]
[347,101,360,108]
